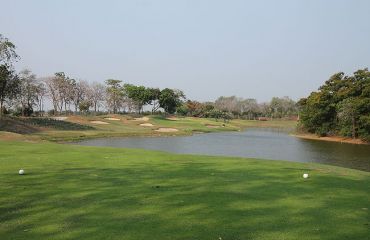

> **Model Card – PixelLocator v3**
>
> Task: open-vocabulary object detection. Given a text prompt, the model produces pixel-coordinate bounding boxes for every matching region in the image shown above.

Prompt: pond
[73,128,370,172]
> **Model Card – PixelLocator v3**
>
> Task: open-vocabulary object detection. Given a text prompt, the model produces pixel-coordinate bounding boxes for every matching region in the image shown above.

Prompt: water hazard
[73,128,370,171]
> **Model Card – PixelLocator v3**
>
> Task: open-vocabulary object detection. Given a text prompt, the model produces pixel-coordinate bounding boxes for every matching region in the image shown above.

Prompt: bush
[1,106,8,115]
[48,109,56,116]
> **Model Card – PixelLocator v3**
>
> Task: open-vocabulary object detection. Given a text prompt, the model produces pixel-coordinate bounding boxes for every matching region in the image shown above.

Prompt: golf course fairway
[0,140,369,239]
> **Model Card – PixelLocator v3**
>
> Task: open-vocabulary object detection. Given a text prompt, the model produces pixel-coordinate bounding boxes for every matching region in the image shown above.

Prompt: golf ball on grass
[19,169,25,175]
[303,173,309,179]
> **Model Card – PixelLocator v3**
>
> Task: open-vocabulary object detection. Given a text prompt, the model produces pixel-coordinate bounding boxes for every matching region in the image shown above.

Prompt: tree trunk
[0,99,3,118]
[352,116,356,139]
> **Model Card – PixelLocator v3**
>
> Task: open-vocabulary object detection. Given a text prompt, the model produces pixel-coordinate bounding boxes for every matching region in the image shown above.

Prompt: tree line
[1,34,298,120]
[298,69,370,141]
[0,34,186,116]
[177,96,298,120]
[1,69,186,116]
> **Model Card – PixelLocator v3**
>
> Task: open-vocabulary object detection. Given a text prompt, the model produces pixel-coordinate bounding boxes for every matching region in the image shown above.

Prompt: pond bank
[293,133,369,145]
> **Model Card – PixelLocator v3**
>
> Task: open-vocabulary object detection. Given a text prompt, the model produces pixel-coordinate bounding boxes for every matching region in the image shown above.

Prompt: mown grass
[0,141,369,240]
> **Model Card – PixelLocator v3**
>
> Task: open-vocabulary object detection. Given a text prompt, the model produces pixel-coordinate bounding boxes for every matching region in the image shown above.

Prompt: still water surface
[74,128,370,172]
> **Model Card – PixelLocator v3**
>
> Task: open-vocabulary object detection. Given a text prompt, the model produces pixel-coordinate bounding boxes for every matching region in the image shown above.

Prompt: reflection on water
[73,128,370,171]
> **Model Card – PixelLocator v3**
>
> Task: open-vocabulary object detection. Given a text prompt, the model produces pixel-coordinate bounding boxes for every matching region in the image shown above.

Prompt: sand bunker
[133,117,149,121]
[166,117,180,121]
[104,117,120,121]
[90,121,109,125]
[206,125,219,128]
[155,128,179,132]
[52,117,68,121]
[140,123,154,127]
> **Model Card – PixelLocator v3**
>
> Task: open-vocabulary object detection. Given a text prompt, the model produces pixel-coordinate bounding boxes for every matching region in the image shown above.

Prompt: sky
[1,0,369,102]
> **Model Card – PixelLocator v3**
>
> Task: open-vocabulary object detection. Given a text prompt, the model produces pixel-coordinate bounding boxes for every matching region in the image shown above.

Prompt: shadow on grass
[1,158,369,240]
[0,117,95,135]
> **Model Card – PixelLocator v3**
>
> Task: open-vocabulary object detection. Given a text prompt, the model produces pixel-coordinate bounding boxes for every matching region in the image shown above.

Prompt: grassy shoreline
[2,115,368,145]
[0,115,297,142]
[0,140,369,239]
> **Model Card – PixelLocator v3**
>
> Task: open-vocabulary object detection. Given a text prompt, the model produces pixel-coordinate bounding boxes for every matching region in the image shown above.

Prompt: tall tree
[0,34,19,117]
[147,88,161,113]
[0,65,19,117]
[90,82,106,113]
[123,84,152,113]
[44,76,61,114]
[105,79,124,114]
[35,80,46,115]
[71,79,89,113]
[18,69,38,116]
[159,88,185,114]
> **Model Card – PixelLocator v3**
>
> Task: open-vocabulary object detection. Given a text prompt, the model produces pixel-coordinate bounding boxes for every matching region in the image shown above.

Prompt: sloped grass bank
[0,141,368,239]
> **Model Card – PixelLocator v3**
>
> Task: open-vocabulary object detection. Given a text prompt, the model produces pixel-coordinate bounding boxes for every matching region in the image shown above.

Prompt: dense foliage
[176,96,298,120]
[298,68,370,141]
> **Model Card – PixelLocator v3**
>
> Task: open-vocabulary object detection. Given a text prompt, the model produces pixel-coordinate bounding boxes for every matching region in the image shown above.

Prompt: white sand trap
[155,128,179,132]
[133,117,150,121]
[90,121,109,125]
[52,117,68,121]
[140,123,154,127]
[104,117,120,121]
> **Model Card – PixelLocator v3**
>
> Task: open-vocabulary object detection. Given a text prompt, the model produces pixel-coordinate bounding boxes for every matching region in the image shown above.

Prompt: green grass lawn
[0,141,369,239]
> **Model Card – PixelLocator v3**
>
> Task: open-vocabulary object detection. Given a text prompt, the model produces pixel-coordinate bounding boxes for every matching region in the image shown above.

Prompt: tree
[215,96,239,114]
[185,100,202,116]
[147,88,161,113]
[337,98,361,138]
[238,98,259,119]
[54,72,72,113]
[35,80,46,115]
[90,82,106,113]
[44,72,72,114]
[123,84,152,113]
[0,34,19,64]
[269,96,297,119]
[18,69,38,116]
[44,76,61,114]
[79,99,92,113]
[298,68,370,140]
[0,65,19,117]
[0,35,20,117]
[159,88,185,114]
[71,79,89,113]
[105,79,124,114]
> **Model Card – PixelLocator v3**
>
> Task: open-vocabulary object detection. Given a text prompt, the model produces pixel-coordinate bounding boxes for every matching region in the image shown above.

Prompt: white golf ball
[19,169,25,175]
[303,173,309,179]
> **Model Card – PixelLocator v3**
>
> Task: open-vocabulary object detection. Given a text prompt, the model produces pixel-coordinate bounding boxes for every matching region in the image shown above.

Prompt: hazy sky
[1,0,369,102]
